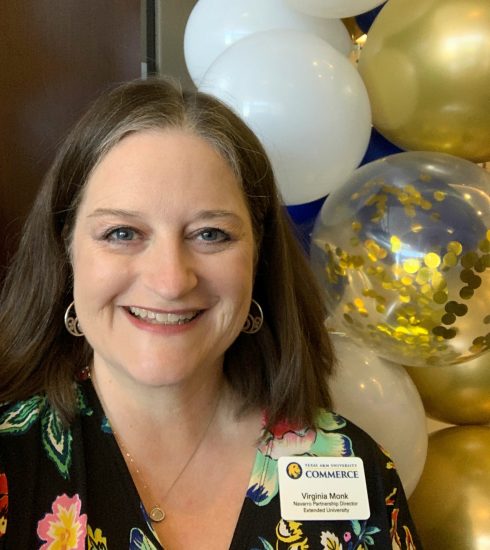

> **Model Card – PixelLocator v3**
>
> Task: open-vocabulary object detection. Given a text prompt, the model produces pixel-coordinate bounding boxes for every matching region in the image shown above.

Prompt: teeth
[129,306,198,325]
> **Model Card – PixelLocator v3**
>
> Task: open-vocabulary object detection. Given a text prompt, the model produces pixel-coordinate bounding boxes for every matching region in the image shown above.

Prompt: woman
[0,79,421,549]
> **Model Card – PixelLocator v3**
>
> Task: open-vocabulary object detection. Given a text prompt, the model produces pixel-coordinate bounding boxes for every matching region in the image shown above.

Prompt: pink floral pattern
[37,493,87,550]
[248,412,353,506]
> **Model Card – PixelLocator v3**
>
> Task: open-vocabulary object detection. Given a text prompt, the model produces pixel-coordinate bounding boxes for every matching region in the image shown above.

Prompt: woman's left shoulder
[315,410,389,450]
[313,410,400,477]
[314,410,423,547]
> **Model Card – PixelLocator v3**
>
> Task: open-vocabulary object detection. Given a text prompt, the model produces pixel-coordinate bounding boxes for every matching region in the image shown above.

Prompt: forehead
[91,128,236,181]
[77,129,249,216]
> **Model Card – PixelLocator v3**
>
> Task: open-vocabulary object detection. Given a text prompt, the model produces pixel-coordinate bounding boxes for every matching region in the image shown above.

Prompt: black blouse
[0,380,421,549]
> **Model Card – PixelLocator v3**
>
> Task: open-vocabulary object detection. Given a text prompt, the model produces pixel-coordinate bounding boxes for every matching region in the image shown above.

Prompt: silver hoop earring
[64,301,84,337]
[242,299,264,334]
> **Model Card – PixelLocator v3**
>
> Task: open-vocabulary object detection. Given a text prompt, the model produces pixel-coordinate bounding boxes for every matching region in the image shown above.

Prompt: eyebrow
[193,209,244,224]
[88,208,142,219]
[87,208,245,224]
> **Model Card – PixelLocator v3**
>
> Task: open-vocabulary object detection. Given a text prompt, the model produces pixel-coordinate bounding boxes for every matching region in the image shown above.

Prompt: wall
[0,0,142,278]
[156,0,197,87]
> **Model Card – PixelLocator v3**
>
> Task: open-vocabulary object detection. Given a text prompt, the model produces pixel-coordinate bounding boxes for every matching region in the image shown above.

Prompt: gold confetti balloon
[311,151,490,367]
[358,0,490,163]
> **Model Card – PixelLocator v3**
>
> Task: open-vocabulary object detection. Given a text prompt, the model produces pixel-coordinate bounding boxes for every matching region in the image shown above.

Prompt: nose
[140,237,198,300]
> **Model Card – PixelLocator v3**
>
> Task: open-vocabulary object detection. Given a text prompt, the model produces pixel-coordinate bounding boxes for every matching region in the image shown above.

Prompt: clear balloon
[330,334,427,497]
[311,152,490,367]
[409,426,490,549]
[406,353,490,425]
[358,0,490,163]
[285,0,386,19]
[184,0,352,86]
[200,29,371,205]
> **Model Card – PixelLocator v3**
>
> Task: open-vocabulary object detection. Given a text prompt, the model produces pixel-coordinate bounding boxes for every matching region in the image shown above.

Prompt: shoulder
[0,394,63,484]
[265,410,398,487]
[314,410,397,472]
[315,409,378,442]
[0,385,93,472]
[0,384,92,437]
[264,410,393,470]
[0,386,94,547]
[0,394,49,437]
[308,410,389,457]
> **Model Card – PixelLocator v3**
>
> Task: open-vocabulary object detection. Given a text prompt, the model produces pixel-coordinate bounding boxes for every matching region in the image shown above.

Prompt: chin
[124,359,207,388]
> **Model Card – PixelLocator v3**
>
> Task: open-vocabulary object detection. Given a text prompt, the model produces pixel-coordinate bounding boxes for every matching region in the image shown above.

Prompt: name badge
[278,456,370,521]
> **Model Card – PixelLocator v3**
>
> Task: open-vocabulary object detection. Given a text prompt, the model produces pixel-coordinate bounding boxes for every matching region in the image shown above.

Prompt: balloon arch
[182,1,490,546]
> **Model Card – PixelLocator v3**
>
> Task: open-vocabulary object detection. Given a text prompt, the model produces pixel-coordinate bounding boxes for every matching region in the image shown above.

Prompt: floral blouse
[0,380,421,549]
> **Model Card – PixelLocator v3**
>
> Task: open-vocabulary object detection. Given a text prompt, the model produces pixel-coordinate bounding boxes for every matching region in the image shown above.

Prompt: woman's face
[70,129,255,389]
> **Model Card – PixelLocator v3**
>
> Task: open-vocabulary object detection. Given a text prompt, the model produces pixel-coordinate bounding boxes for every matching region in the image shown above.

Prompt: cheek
[219,252,255,307]
[71,243,128,304]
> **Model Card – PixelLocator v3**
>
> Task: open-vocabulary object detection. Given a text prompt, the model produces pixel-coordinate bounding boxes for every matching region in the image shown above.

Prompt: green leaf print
[352,520,361,536]
[0,386,93,480]
[41,404,72,479]
[129,527,159,549]
[76,386,94,417]
[315,411,347,431]
[258,537,275,550]
[0,395,46,434]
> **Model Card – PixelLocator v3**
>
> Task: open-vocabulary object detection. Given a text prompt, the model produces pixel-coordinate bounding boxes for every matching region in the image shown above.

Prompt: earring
[242,299,264,334]
[64,300,84,337]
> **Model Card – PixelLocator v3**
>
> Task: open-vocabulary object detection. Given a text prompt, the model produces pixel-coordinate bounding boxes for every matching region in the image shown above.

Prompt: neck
[90,361,229,448]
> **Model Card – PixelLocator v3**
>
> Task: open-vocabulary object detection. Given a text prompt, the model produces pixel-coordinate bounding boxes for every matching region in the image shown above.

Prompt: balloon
[285,0,386,19]
[355,4,385,33]
[358,0,490,163]
[286,196,327,252]
[360,127,403,165]
[330,334,427,497]
[409,426,490,548]
[200,30,371,205]
[310,151,490,367]
[184,0,352,86]
[405,353,490,425]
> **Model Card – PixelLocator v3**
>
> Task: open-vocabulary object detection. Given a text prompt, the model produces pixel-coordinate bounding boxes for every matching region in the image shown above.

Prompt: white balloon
[286,0,386,19]
[330,334,428,497]
[184,0,352,86]
[199,30,371,205]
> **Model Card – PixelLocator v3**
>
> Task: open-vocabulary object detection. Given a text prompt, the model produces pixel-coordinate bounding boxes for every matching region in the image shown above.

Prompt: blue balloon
[356,4,386,33]
[286,195,327,252]
[361,127,403,165]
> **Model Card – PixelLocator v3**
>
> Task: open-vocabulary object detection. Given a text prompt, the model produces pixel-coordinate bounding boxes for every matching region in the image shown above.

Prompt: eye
[105,226,137,241]
[196,228,230,242]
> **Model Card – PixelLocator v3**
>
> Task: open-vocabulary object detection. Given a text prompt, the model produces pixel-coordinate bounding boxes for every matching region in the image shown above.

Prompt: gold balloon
[409,427,490,549]
[406,354,490,424]
[358,0,490,162]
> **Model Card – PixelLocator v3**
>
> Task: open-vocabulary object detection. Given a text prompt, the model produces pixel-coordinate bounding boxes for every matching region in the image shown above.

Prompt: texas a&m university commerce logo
[286,461,303,479]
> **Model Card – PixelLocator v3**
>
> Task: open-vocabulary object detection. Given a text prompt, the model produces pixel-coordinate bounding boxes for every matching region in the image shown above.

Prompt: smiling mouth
[127,306,201,325]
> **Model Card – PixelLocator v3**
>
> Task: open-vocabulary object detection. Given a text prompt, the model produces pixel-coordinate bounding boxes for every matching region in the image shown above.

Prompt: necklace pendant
[149,506,165,522]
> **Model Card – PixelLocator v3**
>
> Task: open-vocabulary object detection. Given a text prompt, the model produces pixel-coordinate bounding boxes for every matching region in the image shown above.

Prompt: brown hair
[0,78,335,427]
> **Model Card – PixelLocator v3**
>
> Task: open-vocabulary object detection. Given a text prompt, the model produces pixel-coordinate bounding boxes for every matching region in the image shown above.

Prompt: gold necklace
[112,394,221,523]
[86,366,222,522]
